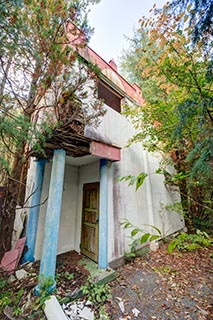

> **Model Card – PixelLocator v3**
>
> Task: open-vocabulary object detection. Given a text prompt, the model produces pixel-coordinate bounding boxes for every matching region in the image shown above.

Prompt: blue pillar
[36,149,66,294]
[23,159,46,263]
[98,159,108,269]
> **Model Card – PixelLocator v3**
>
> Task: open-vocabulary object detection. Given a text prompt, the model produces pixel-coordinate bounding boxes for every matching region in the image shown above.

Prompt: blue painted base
[34,281,56,296]
[21,251,35,264]
[23,159,46,263]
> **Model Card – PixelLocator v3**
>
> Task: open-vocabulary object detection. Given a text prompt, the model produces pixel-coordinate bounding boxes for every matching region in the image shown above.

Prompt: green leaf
[124,222,132,229]
[168,240,178,254]
[155,168,163,174]
[143,224,162,235]
[136,172,148,190]
[150,235,160,241]
[140,233,150,244]
[131,228,139,237]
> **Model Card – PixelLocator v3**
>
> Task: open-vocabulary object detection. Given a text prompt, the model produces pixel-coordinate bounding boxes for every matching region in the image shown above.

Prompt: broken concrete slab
[63,300,94,320]
[79,306,94,320]
[44,295,68,320]
[132,307,141,317]
[15,269,29,280]
[24,262,33,270]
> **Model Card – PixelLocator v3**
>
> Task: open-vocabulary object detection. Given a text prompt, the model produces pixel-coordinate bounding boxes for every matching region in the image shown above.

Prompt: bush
[168,230,212,253]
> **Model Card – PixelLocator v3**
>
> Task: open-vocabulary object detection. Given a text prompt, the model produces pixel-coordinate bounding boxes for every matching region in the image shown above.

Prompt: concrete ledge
[80,258,117,285]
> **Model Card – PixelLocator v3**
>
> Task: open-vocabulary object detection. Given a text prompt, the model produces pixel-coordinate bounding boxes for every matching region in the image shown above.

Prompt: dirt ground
[107,243,213,320]
[0,245,212,319]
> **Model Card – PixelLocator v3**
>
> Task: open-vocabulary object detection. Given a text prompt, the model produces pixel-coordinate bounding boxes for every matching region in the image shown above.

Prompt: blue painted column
[98,159,108,269]
[36,149,66,294]
[23,159,46,263]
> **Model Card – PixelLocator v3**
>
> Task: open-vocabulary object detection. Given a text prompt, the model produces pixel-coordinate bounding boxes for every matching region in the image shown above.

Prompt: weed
[15,288,24,304]
[81,278,111,304]
[64,271,74,280]
[152,265,177,274]
[0,294,12,311]
[34,275,55,309]
[56,271,74,281]
[0,277,11,313]
[168,230,213,253]
[0,277,7,290]
[13,306,22,317]
[99,305,111,319]
[81,278,111,318]
[121,219,161,258]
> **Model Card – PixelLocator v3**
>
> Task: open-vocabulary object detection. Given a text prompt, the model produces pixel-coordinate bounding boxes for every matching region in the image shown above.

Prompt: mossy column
[23,159,46,262]
[36,149,66,294]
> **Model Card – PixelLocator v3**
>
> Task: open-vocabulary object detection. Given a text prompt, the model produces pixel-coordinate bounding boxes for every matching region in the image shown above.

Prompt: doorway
[80,182,99,262]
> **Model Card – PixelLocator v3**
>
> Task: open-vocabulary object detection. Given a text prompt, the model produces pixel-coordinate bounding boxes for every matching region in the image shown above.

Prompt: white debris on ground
[132,307,141,317]
[116,297,141,319]
[15,269,29,280]
[62,300,94,320]
[116,297,125,313]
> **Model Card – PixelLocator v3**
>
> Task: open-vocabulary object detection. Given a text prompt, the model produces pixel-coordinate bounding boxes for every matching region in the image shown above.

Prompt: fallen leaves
[107,244,212,319]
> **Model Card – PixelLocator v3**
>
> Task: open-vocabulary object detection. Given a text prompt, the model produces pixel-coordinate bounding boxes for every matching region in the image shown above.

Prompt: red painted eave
[90,141,121,161]
[66,23,144,105]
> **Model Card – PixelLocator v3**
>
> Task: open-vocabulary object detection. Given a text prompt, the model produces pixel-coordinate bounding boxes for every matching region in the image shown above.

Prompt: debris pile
[0,251,91,319]
[63,300,94,320]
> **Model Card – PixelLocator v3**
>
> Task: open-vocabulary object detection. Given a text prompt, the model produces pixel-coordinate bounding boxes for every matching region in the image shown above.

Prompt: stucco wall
[85,104,185,260]
[85,104,134,148]
[34,163,79,260]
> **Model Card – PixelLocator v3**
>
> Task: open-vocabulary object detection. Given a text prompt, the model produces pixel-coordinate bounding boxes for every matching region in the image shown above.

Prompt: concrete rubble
[63,300,94,320]
[15,269,29,280]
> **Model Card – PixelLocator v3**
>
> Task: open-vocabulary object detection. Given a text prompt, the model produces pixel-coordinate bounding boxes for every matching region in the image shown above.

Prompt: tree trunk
[0,187,16,260]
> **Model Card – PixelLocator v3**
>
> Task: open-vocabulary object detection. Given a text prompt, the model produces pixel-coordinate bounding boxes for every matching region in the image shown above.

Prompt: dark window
[98,81,122,113]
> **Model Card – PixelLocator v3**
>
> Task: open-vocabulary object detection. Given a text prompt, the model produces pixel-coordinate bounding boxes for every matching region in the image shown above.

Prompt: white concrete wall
[34,163,79,260]
[85,105,134,148]
[85,104,185,261]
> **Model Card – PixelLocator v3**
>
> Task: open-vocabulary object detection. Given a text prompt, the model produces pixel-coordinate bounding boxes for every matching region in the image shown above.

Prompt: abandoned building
[21,38,184,291]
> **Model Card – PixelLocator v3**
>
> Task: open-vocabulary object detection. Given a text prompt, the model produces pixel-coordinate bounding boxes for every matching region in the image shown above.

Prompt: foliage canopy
[120,2,213,230]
